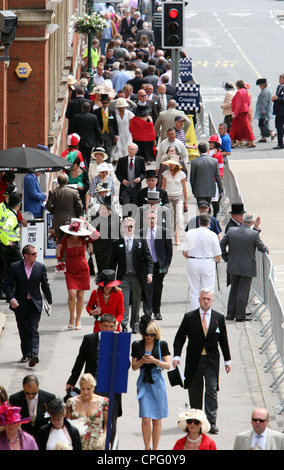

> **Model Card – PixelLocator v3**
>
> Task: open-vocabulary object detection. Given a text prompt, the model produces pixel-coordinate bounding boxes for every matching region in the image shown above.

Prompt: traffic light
[162,2,184,49]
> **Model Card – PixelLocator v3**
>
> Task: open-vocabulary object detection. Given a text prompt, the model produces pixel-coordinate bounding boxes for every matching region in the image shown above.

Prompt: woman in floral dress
[65,373,108,450]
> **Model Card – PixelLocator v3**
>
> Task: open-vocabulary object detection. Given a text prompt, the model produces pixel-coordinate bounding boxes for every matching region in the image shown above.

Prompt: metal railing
[222,157,284,413]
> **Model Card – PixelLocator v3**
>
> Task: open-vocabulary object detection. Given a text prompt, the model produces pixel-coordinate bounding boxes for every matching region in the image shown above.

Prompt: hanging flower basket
[72,12,108,36]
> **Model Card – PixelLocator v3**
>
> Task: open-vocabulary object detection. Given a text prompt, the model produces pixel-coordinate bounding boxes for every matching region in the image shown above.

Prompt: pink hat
[0,402,32,426]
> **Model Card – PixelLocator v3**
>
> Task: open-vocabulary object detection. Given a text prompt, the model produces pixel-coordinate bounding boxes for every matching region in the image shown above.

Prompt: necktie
[150,229,157,262]
[202,312,208,330]
[129,158,133,170]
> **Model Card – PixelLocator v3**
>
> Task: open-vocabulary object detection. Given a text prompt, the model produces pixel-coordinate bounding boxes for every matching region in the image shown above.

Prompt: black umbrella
[0,145,72,173]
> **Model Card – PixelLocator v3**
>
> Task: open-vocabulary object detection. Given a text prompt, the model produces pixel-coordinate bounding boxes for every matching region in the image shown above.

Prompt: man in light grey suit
[190,142,223,206]
[220,212,269,322]
[154,99,190,142]
[233,407,284,450]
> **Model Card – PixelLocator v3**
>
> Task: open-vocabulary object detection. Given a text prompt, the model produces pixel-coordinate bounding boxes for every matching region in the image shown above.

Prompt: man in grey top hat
[254,78,275,143]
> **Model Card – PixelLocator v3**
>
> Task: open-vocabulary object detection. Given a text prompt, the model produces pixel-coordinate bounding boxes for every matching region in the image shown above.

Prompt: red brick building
[0,0,83,156]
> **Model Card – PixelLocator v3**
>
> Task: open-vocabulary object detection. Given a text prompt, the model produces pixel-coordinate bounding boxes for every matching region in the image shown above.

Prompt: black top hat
[230,203,246,214]
[256,78,267,86]
[135,105,151,117]
[100,94,110,102]
[146,169,158,179]
[167,367,184,387]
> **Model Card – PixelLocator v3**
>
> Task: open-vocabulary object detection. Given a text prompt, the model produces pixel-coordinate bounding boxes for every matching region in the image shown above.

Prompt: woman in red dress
[56,218,99,330]
[86,269,124,332]
[129,105,156,163]
[229,80,256,148]
[173,409,217,451]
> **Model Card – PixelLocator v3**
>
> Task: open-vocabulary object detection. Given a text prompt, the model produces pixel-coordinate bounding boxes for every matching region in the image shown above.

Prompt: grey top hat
[145,190,161,203]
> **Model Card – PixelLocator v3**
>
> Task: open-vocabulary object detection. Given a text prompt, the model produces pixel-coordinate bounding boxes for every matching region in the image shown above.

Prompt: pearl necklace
[186,435,202,443]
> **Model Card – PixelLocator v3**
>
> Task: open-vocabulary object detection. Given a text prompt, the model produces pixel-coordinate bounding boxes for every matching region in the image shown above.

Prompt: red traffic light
[169,8,179,19]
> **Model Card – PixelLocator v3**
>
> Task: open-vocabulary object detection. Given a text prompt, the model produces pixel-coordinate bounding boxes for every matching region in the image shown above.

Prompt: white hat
[115,97,129,108]
[177,409,211,434]
[67,75,77,86]
[60,218,92,236]
[96,162,109,173]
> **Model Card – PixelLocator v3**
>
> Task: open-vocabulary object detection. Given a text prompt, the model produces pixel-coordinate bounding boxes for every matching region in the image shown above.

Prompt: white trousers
[186,258,216,310]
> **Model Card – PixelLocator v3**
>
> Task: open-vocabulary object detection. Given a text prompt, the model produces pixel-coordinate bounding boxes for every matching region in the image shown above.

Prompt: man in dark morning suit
[5,244,52,367]
[220,212,269,322]
[65,85,93,134]
[140,209,172,320]
[120,9,136,41]
[136,169,169,207]
[9,375,56,442]
[115,143,146,206]
[65,314,121,447]
[93,93,118,162]
[271,73,284,149]
[72,101,103,170]
[173,288,231,434]
[110,217,153,333]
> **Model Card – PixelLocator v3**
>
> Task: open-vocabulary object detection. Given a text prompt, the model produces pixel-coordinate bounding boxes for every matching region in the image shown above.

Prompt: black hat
[4,183,18,196]
[135,105,151,117]
[100,94,110,102]
[198,200,209,208]
[63,387,81,403]
[7,192,22,208]
[256,78,267,86]
[167,367,184,388]
[230,203,246,214]
[97,195,112,210]
[96,269,121,288]
[146,169,158,179]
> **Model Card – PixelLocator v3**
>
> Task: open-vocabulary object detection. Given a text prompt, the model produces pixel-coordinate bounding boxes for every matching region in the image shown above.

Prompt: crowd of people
[0,1,284,452]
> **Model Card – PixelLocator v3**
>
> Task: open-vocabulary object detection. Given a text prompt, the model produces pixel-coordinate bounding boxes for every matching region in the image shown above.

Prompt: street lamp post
[86,0,95,90]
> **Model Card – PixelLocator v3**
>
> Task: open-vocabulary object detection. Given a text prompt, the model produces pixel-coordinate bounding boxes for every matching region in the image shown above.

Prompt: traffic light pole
[171,48,180,88]
[161,1,184,88]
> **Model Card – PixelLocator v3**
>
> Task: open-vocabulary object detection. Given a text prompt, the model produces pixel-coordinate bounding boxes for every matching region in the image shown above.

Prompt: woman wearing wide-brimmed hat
[129,105,156,163]
[86,269,124,332]
[86,161,116,210]
[161,154,188,245]
[56,218,100,330]
[113,97,135,163]
[0,402,38,450]
[173,408,217,450]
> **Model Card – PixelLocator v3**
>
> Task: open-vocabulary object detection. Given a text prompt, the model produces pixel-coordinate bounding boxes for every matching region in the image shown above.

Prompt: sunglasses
[252,418,266,423]
[28,252,37,256]
[145,333,156,337]
[187,419,200,425]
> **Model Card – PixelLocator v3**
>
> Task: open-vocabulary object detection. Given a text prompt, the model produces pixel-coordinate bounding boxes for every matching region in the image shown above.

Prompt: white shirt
[182,226,221,259]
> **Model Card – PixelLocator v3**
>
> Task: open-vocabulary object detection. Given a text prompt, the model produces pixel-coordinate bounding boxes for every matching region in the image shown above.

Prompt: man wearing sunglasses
[233,407,284,450]
[110,217,153,333]
[5,244,52,368]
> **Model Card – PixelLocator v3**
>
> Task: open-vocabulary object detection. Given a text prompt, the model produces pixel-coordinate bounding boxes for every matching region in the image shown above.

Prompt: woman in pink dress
[56,218,99,330]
